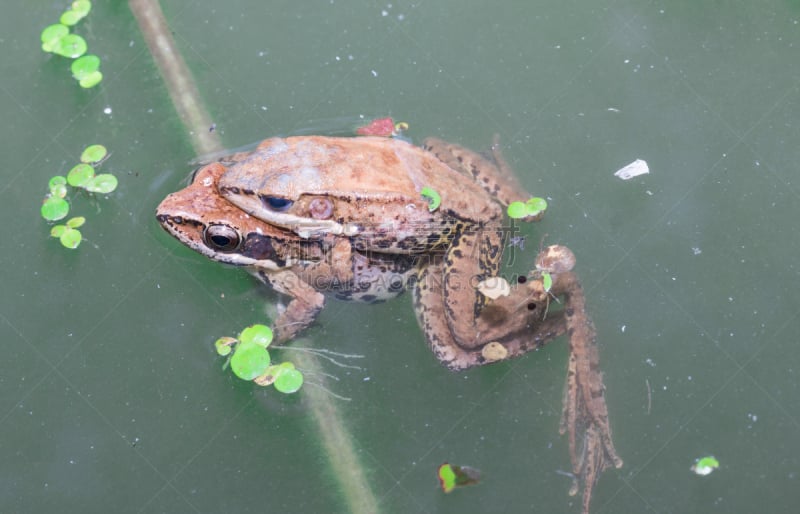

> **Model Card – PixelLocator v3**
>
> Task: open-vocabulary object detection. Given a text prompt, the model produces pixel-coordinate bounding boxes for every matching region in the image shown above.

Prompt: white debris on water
[614,159,650,180]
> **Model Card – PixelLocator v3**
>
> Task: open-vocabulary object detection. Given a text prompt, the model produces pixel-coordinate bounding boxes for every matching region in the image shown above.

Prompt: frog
[156,161,419,343]
[156,135,622,514]
[215,135,545,358]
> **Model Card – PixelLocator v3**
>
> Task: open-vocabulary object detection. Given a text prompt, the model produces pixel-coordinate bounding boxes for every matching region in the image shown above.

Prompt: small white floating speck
[614,159,649,180]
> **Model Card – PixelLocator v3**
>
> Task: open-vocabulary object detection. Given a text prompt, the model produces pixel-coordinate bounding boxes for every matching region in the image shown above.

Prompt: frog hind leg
[413,257,566,370]
[422,137,531,207]
[551,271,623,514]
[439,223,506,350]
[255,269,325,343]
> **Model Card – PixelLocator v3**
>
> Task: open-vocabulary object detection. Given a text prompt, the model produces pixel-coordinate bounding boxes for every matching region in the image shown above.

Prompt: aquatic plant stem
[128,0,222,156]
[293,352,380,513]
[129,2,379,512]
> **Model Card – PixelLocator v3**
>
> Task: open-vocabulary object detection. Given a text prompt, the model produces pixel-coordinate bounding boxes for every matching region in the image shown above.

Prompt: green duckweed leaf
[53,225,81,249]
[60,227,82,248]
[51,183,68,199]
[53,34,87,58]
[542,272,552,292]
[438,463,457,493]
[420,186,441,212]
[41,24,69,52]
[78,71,102,88]
[48,176,68,198]
[274,367,303,394]
[67,163,95,187]
[508,197,548,219]
[437,463,481,493]
[48,175,67,189]
[72,0,92,17]
[66,216,85,229]
[230,340,271,381]
[214,336,238,357]
[80,144,107,165]
[691,456,720,476]
[239,324,273,348]
[85,174,117,194]
[60,10,83,26]
[525,197,548,216]
[72,56,100,80]
[506,201,528,219]
[50,225,67,238]
[41,196,69,221]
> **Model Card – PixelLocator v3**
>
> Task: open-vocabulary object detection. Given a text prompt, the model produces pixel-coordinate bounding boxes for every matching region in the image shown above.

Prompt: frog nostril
[261,195,294,211]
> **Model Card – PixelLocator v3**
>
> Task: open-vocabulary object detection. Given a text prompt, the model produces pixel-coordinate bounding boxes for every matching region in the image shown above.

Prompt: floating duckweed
[239,324,273,348]
[41,2,97,86]
[542,272,553,292]
[48,176,68,199]
[41,24,69,52]
[72,56,102,89]
[691,456,719,476]
[41,143,118,249]
[420,186,441,212]
[85,174,118,194]
[41,196,70,221]
[214,336,237,356]
[67,163,95,188]
[50,218,83,249]
[438,463,457,493]
[59,227,82,248]
[230,340,272,381]
[48,175,67,191]
[506,202,527,219]
[525,197,547,215]
[66,216,85,228]
[50,183,68,198]
[71,0,92,17]
[437,463,481,493]
[60,0,92,25]
[507,197,548,219]
[79,71,102,88]
[80,143,107,164]
[216,324,304,392]
[274,366,304,394]
[54,34,87,58]
[60,10,82,26]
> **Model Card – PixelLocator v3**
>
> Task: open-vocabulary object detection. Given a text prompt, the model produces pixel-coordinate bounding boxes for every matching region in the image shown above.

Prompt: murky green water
[2,1,799,513]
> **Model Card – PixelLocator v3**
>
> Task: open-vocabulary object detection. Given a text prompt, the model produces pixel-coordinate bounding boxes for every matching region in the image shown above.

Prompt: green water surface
[2,1,799,513]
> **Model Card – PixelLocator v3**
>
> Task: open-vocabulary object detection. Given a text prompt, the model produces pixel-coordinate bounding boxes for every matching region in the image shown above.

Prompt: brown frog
[156,135,622,514]
[157,162,418,343]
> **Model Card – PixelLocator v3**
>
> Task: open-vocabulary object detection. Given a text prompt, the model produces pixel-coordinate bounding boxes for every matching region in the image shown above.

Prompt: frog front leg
[254,269,325,342]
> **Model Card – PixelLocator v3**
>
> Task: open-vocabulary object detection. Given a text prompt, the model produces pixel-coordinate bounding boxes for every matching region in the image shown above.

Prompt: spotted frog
[156,135,621,514]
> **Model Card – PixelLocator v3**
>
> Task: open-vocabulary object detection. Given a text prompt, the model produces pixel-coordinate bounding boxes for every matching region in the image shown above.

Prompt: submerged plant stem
[129,2,378,511]
[128,0,222,155]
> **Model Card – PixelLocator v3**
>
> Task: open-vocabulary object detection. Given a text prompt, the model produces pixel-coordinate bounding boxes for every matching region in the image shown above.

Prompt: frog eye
[261,195,294,212]
[203,224,241,252]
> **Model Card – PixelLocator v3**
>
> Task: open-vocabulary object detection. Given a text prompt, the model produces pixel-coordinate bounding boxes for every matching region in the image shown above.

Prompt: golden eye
[203,224,241,252]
